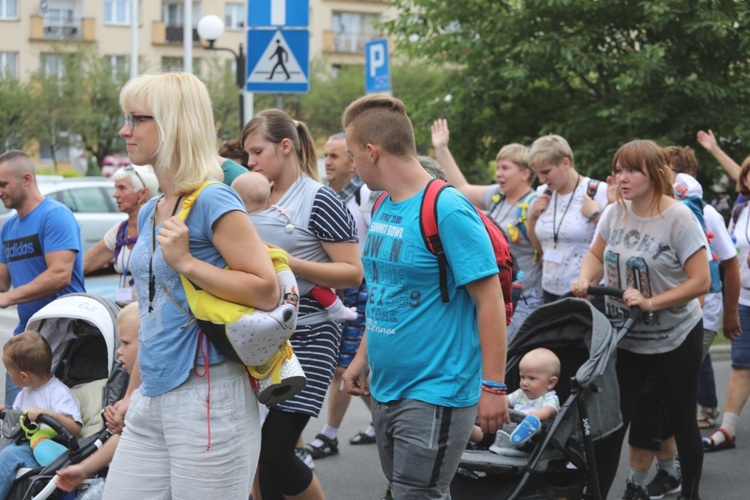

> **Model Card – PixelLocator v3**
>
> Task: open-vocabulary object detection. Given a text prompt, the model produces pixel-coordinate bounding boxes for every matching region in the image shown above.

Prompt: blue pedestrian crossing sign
[248,0,309,28]
[246,29,309,93]
[365,39,391,94]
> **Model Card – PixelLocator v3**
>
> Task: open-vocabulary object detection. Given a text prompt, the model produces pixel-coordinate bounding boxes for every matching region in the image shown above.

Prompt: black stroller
[452,287,640,499]
[1,293,127,500]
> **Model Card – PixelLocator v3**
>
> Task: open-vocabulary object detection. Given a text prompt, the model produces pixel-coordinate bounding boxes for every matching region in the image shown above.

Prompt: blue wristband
[481,379,507,390]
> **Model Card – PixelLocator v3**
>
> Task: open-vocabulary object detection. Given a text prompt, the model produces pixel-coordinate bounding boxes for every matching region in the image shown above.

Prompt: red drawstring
[195,331,212,451]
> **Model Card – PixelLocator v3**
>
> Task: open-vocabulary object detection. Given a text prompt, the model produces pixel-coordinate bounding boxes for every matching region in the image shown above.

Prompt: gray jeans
[372,398,476,499]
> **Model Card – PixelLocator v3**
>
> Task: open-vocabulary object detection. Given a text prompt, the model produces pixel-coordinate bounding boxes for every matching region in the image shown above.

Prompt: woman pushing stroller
[571,140,709,500]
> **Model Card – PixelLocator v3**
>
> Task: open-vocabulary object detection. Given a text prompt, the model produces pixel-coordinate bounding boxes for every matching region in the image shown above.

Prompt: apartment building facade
[0,0,396,81]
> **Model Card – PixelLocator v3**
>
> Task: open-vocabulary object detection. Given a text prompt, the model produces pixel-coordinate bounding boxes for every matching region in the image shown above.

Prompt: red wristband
[481,385,507,396]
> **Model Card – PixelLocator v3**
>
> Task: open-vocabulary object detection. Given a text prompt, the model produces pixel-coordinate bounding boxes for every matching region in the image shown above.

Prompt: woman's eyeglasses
[124,113,153,133]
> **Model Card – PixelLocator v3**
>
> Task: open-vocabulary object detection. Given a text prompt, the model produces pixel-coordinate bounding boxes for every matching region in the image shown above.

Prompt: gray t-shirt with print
[599,201,704,354]
[483,185,542,294]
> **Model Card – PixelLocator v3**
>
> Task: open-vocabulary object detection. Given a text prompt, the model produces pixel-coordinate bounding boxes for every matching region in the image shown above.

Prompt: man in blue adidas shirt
[342,95,509,499]
[0,150,85,406]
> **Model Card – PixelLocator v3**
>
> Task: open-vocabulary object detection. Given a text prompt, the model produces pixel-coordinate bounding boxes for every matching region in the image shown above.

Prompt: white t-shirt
[103,221,136,302]
[508,389,560,415]
[534,178,608,295]
[703,204,735,331]
[344,184,371,254]
[13,376,82,425]
[729,202,750,307]
[599,201,705,354]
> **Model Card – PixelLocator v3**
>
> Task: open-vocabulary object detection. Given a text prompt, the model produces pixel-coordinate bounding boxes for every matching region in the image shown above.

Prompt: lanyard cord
[552,175,581,247]
[148,195,183,313]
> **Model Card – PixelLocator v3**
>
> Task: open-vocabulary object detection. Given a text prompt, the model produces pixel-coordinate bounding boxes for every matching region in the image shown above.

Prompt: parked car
[0,176,126,256]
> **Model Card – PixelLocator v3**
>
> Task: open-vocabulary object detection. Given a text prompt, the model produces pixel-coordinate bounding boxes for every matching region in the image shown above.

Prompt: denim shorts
[733,304,750,369]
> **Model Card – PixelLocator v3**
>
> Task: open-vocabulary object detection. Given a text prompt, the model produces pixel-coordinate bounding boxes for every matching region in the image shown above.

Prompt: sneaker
[295,447,315,470]
[510,414,541,447]
[488,430,512,454]
[621,480,650,500]
[646,468,681,499]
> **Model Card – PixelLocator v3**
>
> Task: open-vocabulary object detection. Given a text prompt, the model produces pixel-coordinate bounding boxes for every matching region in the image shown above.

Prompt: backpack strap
[419,179,451,302]
[371,191,389,218]
[515,190,537,242]
[586,179,601,199]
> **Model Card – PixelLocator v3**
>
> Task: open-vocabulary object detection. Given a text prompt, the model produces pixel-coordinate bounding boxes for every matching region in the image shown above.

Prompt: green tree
[203,56,242,142]
[68,51,130,168]
[384,0,750,193]
[24,51,81,169]
[251,59,451,160]
[0,76,29,151]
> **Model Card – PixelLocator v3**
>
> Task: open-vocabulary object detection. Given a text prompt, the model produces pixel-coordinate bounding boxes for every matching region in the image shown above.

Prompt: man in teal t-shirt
[341,96,510,499]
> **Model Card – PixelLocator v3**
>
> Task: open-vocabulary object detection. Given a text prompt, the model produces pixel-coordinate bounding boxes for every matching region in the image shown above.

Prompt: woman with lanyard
[83,164,158,305]
[571,140,708,499]
[431,119,541,339]
[526,134,608,303]
[243,109,363,500]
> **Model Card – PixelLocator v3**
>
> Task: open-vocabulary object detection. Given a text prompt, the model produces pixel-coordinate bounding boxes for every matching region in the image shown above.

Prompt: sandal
[702,427,736,452]
[349,431,376,445]
[697,406,720,429]
[305,433,339,459]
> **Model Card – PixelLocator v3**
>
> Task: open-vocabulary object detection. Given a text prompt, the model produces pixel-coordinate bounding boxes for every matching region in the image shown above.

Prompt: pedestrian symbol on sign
[269,40,290,80]
[247,31,307,84]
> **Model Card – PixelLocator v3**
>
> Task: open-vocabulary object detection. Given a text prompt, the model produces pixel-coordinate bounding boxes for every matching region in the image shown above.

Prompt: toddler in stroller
[470,348,561,452]
[454,288,639,500]
[0,293,127,500]
[0,331,83,498]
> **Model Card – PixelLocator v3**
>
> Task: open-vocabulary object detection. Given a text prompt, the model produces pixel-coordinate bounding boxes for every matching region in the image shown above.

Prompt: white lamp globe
[197,15,225,42]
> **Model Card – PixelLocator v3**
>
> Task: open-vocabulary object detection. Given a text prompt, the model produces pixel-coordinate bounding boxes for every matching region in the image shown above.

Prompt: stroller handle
[562,285,641,331]
[28,413,80,453]
[586,285,641,331]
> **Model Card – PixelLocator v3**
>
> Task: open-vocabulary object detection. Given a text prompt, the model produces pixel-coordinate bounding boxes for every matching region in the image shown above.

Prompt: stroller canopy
[26,293,121,382]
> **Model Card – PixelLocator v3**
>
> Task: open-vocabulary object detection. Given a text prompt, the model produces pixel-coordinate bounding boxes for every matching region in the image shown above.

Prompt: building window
[225,3,244,30]
[40,54,66,79]
[106,55,129,77]
[0,0,18,19]
[104,0,131,24]
[332,11,382,53]
[162,1,201,28]
[0,52,18,78]
[44,7,78,40]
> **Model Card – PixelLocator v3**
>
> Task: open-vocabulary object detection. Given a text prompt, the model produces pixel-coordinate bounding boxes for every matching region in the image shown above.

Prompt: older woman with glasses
[83,164,158,305]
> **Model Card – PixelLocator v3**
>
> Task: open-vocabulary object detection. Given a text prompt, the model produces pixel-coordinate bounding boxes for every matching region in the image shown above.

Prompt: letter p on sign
[365,39,391,94]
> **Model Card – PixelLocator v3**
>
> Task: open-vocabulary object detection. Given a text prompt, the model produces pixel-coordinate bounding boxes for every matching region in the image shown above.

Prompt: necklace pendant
[285,223,294,234]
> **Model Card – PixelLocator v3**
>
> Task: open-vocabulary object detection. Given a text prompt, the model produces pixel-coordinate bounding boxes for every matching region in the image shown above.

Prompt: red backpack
[372,179,514,325]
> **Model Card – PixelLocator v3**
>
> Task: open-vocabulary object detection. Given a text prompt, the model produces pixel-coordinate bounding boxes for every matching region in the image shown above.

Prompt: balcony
[322,30,385,54]
[152,21,200,45]
[30,16,95,42]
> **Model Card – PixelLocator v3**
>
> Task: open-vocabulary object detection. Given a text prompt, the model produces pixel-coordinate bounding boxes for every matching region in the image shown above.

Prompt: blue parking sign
[365,39,391,94]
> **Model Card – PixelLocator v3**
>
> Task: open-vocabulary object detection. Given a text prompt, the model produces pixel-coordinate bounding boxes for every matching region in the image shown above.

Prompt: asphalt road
[1,274,748,499]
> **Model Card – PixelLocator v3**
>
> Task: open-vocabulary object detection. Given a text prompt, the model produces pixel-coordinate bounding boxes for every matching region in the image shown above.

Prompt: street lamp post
[197,15,245,134]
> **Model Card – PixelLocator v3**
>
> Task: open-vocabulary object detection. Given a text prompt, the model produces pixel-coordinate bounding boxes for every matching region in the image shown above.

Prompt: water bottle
[511,271,525,306]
